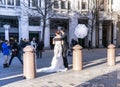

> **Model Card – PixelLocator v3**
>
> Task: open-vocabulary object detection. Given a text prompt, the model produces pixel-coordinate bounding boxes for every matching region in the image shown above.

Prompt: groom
[60,28,68,70]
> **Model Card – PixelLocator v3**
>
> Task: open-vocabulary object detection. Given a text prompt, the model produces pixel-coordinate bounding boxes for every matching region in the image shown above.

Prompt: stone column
[113,20,117,45]
[44,20,50,48]
[88,12,96,47]
[92,25,96,47]
[108,0,112,12]
[19,0,29,40]
[18,16,29,40]
[88,19,92,41]
[99,22,103,47]
[3,24,10,41]
[69,14,78,43]
[88,12,94,48]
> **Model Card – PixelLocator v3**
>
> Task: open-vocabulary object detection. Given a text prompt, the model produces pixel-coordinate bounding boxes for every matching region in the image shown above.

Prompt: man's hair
[61,27,65,32]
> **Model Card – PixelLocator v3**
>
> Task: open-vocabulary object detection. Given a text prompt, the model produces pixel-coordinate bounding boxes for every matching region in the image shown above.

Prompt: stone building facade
[0,0,120,48]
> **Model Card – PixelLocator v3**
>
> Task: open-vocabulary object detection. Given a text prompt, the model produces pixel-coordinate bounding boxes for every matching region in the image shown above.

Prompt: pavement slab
[1,48,120,87]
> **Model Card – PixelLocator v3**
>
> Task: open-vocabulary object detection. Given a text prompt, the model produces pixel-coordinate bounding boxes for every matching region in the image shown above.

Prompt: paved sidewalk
[1,48,120,87]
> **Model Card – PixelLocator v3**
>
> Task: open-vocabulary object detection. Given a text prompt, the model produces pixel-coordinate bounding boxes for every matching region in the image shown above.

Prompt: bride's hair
[56,30,60,35]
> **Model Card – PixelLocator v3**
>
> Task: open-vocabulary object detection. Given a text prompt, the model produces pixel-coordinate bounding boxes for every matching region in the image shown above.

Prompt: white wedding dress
[37,39,65,73]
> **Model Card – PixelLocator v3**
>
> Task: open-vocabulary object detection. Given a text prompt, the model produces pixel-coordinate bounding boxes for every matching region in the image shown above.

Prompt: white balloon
[74,24,88,38]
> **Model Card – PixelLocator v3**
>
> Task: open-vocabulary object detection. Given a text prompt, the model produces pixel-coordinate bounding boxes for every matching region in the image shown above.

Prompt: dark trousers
[62,46,68,68]
[36,50,43,58]
[9,53,23,65]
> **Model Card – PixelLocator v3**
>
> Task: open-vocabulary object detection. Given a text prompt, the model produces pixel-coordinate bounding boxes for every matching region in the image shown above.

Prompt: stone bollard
[107,44,116,66]
[73,45,82,71]
[23,45,36,79]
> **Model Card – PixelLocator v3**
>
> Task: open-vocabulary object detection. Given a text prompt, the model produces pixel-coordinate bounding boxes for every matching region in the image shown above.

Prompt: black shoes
[3,63,9,68]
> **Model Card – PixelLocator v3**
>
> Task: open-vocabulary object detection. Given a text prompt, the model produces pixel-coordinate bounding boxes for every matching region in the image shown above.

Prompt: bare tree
[21,0,56,42]
[88,0,103,48]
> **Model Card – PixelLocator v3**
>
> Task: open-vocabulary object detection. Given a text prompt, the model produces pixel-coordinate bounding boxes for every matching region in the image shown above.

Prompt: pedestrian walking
[31,37,37,50]
[2,40,10,68]
[9,39,23,66]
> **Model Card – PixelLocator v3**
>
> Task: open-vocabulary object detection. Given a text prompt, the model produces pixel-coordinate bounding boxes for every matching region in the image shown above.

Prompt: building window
[0,18,18,28]
[16,0,20,6]
[99,0,104,11]
[81,0,87,10]
[32,0,37,7]
[7,0,14,5]
[54,0,59,9]
[29,17,40,26]
[0,0,20,6]
[29,0,41,8]
[61,1,66,9]
[68,1,71,10]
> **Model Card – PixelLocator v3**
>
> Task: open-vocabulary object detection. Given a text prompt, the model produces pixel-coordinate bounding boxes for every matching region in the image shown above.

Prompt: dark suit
[61,32,68,68]
[36,40,44,58]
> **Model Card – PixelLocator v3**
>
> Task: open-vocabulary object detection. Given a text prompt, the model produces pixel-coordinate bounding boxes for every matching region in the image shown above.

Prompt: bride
[37,30,66,73]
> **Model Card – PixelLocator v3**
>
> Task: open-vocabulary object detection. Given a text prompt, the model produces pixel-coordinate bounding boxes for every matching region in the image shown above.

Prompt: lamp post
[3,24,10,41]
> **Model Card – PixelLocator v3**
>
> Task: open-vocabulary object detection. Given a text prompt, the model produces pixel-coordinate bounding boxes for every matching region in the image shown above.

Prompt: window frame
[29,17,41,26]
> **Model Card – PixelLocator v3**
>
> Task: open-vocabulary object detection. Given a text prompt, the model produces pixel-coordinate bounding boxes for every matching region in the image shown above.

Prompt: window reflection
[29,17,40,26]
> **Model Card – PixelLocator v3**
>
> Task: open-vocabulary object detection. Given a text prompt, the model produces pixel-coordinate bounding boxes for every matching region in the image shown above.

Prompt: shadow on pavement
[75,70,120,87]
[0,75,23,86]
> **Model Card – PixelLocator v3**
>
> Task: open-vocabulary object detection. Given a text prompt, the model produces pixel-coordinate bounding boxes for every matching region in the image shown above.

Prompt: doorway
[102,20,113,47]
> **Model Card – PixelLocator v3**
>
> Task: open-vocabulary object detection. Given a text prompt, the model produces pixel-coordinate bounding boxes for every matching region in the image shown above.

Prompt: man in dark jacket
[60,28,68,70]
[9,40,23,66]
